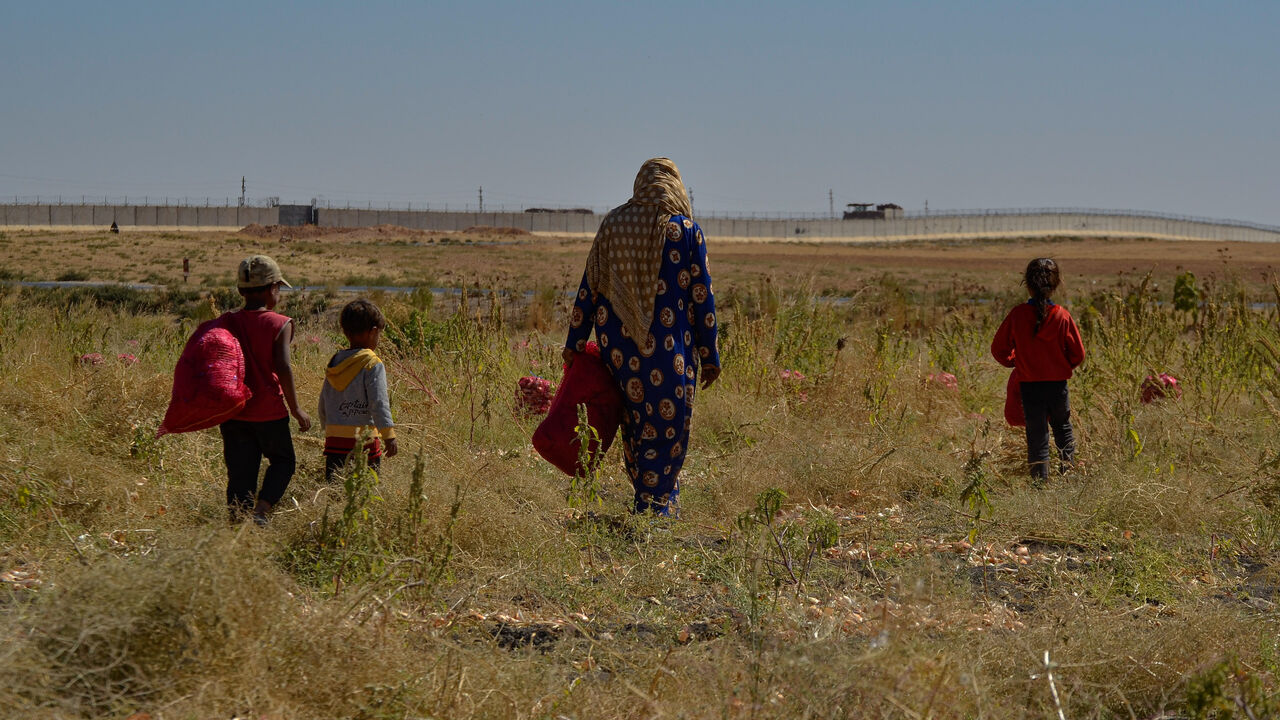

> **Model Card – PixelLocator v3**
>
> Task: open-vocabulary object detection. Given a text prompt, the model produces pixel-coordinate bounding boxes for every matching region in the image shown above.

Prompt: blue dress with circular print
[565,215,720,514]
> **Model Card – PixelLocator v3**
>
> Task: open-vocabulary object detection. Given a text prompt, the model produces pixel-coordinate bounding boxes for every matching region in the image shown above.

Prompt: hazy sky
[3,2,1278,223]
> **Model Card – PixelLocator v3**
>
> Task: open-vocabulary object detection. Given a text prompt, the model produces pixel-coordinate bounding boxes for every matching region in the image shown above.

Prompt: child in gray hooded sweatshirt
[319,299,398,480]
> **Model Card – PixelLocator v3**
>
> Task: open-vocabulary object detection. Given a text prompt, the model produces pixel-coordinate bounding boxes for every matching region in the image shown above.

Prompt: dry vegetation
[0,229,1278,718]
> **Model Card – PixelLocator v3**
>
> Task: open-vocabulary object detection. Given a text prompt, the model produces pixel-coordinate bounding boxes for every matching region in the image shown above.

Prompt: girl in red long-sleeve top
[991,258,1086,480]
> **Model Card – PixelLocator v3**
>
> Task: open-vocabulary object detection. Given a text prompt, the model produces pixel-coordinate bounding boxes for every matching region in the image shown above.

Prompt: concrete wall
[3,203,1278,242]
[696,214,1280,243]
[49,205,75,225]
[0,204,279,228]
[316,208,609,234]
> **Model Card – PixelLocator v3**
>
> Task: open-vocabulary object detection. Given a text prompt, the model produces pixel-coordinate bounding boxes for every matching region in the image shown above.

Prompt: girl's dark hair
[1024,258,1061,332]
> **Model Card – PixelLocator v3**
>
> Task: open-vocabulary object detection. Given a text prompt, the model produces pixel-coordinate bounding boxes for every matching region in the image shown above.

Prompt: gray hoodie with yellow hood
[318,348,395,442]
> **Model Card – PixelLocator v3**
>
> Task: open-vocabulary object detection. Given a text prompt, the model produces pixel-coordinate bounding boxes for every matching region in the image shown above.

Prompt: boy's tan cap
[237,255,291,289]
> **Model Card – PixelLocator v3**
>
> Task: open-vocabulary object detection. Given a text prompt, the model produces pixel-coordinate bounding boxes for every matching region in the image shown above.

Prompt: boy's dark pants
[1020,380,1075,479]
[220,417,295,511]
[323,438,383,482]
[324,453,381,482]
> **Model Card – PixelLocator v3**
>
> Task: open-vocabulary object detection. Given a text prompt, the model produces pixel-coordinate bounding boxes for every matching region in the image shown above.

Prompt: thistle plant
[568,402,603,509]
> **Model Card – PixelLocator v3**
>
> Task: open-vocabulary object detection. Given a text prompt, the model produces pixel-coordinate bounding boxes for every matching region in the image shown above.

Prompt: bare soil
[0,227,1275,295]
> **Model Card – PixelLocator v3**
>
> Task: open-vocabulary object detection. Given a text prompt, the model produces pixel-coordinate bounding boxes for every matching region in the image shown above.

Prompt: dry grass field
[0,227,1279,718]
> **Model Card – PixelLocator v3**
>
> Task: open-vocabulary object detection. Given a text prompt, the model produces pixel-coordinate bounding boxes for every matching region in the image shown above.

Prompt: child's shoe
[251,500,273,527]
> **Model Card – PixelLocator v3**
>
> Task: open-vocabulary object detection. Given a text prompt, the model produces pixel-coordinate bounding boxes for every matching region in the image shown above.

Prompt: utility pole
[478,186,484,213]
[829,189,834,218]
[240,177,246,207]
[688,188,694,214]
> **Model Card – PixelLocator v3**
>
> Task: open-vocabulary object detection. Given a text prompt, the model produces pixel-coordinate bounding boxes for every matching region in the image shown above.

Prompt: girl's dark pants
[220,417,295,511]
[1020,380,1074,479]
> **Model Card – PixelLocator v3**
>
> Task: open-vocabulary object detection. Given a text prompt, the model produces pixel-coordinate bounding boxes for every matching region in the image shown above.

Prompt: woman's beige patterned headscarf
[586,158,693,338]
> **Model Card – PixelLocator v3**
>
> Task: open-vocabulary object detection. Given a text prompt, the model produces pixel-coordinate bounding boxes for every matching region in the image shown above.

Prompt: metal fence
[2,196,1278,235]
[3,195,282,208]
[692,207,1280,234]
[898,207,1280,234]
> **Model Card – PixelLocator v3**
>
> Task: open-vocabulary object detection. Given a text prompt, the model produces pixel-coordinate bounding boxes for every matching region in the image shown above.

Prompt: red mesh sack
[1141,373,1181,404]
[1004,369,1025,427]
[533,342,625,477]
[515,376,554,417]
[157,319,252,436]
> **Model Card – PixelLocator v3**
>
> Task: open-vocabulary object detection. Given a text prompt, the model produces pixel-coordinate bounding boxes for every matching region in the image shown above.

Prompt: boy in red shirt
[991,258,1085,481]
[219,255,312,524]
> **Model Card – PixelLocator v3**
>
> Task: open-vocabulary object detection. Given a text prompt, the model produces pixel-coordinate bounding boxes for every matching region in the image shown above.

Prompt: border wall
[316,207,1280,242]
[316,208,604,234]
[4,203,1280,242]
[698,214,1280,243]
[0,204,278,228]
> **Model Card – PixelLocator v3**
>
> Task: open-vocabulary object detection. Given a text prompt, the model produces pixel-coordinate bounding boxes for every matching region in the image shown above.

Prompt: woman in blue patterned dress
[563,158,720,515]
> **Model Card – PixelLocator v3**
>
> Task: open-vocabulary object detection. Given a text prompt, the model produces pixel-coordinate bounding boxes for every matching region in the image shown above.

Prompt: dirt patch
[482,615,728,653]
[238,223,433,241]
[7,228,1278,296]
[710,236,1280,294]
[347,224,434,240]
[462,225,530,236]
[489,622,569,651]
[238,223,339,239]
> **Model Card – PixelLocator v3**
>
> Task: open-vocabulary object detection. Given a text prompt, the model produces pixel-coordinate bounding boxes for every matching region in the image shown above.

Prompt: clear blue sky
[3,1,1278,223]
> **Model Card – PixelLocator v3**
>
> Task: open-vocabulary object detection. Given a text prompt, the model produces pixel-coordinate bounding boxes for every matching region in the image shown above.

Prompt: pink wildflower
[79,353,104,366]
[117,353,139,364]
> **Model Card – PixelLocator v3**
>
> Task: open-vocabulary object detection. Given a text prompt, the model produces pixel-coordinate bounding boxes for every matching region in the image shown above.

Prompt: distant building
[843,202,903,220]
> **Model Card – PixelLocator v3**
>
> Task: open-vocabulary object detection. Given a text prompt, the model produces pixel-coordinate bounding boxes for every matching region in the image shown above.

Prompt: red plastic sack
[1141,373,1181,404]
[533,342,625,477]
[157,318,252,436]
[1004,369,1025,427]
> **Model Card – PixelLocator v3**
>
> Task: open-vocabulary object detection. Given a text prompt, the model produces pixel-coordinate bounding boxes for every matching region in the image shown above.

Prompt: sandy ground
[0,226,1276,296]
[710,236,1280,293]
